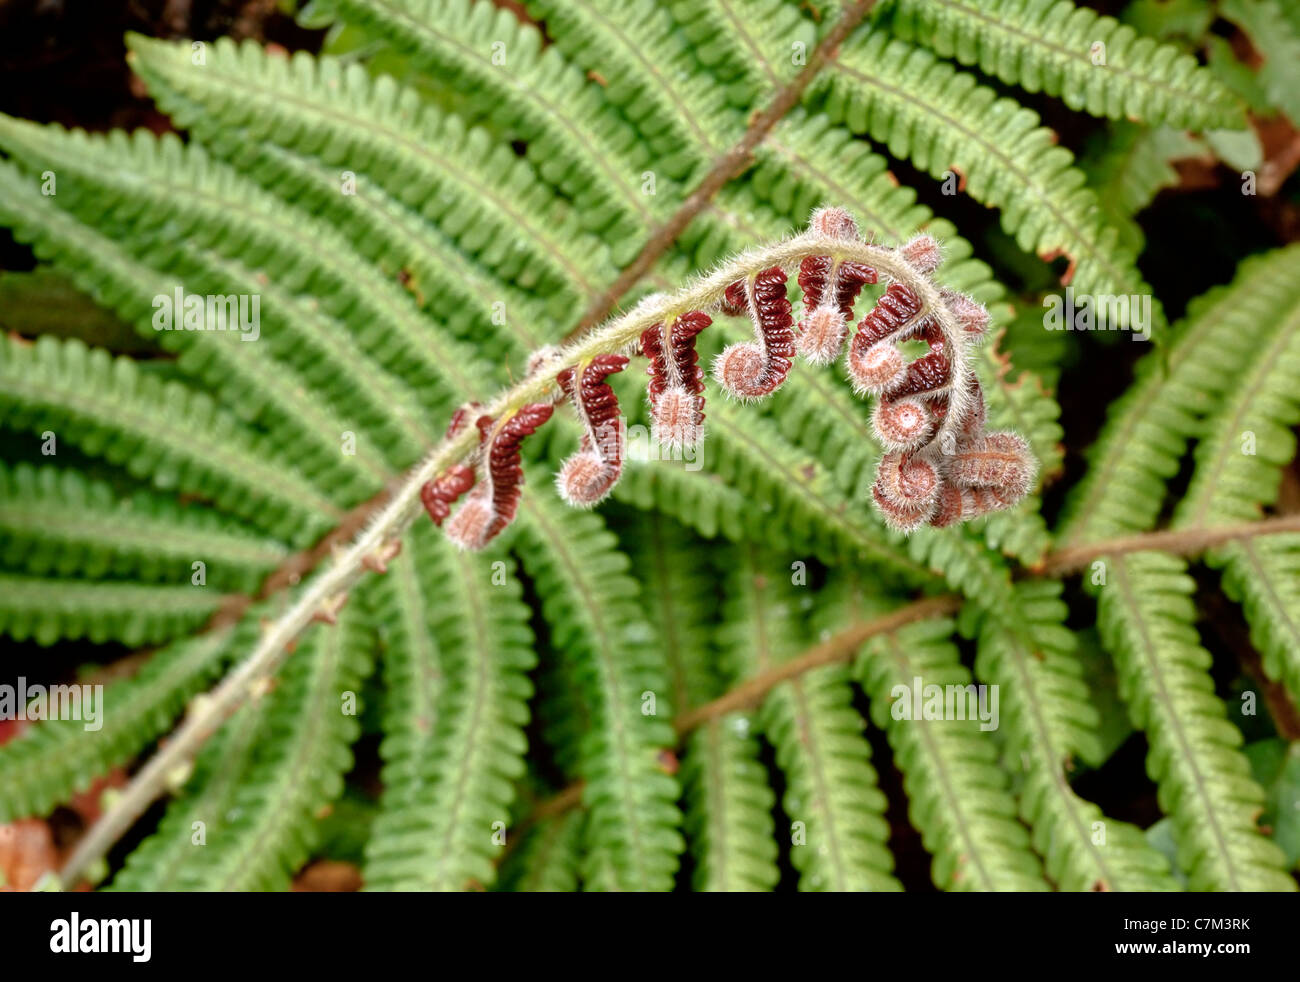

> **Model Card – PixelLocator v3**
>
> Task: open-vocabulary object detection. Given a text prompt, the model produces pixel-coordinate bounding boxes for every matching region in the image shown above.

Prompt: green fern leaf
[1221,0,1300,125]
[848,602,1050,891]
[628,517,779,892]
[1213,535,1300,709]
[817,29,1163,331]
[881,0,1242,129]
[0,334,339,546]
[1056,245,1300,547]
[1100,553,1295,891]
[513,494,683,891]
[0,575,225,647]
[521,0,741,171]
[973,580,1180,890]
[0,626,240,823]
[495,811,586,892]
[719,548,901,891]
[109,609,374,891]
[363,523,535,891]
[303,0,660,254]
[0,463,286,593]
[1172,284,1300,529]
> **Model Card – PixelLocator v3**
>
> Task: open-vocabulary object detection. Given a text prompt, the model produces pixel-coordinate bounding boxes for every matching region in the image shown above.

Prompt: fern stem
[1039,512,1300,575]
[566,0,880,337]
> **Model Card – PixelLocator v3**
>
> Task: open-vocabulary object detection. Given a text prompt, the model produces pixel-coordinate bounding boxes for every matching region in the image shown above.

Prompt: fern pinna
[0,0,1297,896]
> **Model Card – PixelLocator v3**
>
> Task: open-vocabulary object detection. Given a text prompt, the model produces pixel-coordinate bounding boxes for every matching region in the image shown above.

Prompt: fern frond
[0,463,286,592]
[1221,0,1300,125]
[628,518,779,892]
[0,334,338,546]
[302,0,659,253]
[0,626,239,823]
[1083,122,1207,250]
[513,494,683,891]
[972,338,1063,565]
[0,116,493,419]
[973,580,1180,890]
[495,810,586,892]
[720,549,900,891]
[1213,535,1300,707]
[817,29,1161,329]
[217,141,546,365]
[1100,553,1294,891]
[1172,287,1300,529]
[0,161,411,483]
[363,524,535,891]
[124,35,615,306]
[749,111,1003,300]
[114,610,374,891]
[109,685,274,890]
[881,0,1242,129]
[1056,245,1300,547]
[680,717,782,892]
[0,574,225,647]
[846,604,1049,891]
[702,398,926,578]
[667,0,815,104]
[522,0,740,171]
[612,461,758,547]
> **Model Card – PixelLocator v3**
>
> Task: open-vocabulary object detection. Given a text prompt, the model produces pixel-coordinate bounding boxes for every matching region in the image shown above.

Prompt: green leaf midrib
[882,632,1000,891]
[1110,556,1242,891]
[522,502,654,890]
[996,620,1122,889]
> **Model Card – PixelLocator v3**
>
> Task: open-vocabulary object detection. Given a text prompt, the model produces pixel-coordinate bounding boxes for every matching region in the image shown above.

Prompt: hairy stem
[565,0,880,338]
[57,230,957,887]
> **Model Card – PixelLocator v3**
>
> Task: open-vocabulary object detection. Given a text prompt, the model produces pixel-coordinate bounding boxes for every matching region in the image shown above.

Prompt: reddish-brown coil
[419,403,484,527]
[798,257,877,320]
[556,354,629,505]
[642,311,710,449]
[714,266,795,399]
[444,403,554,549]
